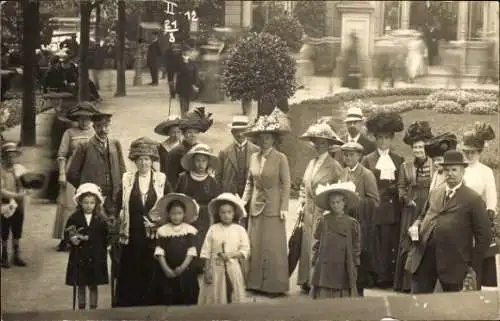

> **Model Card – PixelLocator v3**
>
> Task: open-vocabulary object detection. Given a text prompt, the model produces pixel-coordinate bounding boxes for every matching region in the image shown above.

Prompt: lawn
[284,90,499,206]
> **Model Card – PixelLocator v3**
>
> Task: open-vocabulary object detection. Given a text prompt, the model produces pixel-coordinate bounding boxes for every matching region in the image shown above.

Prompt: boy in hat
[67,112,126,219]
[339,142,380,295]
[1,142,28,268]
[405,150,491,293]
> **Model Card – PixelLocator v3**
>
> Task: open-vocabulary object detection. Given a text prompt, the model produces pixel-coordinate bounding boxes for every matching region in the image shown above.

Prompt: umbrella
[220,242,233,303]
[287,207,305,276]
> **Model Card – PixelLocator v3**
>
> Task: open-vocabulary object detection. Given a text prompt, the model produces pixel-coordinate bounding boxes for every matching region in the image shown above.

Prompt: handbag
[287,207,305,276]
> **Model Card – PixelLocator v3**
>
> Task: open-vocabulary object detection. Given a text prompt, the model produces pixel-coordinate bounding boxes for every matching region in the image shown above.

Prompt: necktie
[443,189,453,206]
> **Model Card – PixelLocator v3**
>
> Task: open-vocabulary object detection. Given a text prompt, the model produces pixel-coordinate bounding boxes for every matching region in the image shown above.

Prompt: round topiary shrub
[262,15,304,52]
[221,32,297,115]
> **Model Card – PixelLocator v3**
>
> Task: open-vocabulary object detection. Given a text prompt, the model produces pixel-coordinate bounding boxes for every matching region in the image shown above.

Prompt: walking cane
[168,95,172,117]
[73,245,78,311]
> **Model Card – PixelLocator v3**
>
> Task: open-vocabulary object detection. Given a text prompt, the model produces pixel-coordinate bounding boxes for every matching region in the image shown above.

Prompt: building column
[457,1,468,40]
[482,1,489,38]
[241,1,252,28]
[400,1,411,29]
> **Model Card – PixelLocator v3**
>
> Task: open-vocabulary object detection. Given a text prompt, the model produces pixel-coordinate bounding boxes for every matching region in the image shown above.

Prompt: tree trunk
[115,0,126,97]
[133,11,143,86]
[78,1,91,101]
[20,0,38,146]
[94,4,101,45]
[241,98,252,116]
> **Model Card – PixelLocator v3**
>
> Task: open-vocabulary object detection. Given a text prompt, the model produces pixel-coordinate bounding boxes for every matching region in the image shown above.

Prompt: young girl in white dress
[198,193,250,304]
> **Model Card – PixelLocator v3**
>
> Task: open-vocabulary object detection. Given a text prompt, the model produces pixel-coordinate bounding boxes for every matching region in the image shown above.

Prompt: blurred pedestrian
[147,33,162,86]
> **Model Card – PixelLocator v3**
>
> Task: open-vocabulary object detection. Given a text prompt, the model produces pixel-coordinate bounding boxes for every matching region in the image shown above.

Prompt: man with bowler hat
[216,116,259,228]
[405,150,491,293]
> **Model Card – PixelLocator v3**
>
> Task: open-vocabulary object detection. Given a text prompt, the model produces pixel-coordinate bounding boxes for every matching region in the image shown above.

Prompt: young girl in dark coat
[65,183,109,310]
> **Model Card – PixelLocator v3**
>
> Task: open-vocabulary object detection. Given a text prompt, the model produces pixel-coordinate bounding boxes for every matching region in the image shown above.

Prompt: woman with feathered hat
[241,108,291,296]
[461,122,497,287]
[361,111,405,288]
[114,137,172,307]
[296,121,344,293]
[153,114,183,175]
[425,132,458,191]
[394,121,434,293]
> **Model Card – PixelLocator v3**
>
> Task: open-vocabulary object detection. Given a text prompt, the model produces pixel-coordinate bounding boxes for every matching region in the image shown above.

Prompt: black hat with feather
[365,111,404,136]
[403,121,433,145]
[424,132,458,158]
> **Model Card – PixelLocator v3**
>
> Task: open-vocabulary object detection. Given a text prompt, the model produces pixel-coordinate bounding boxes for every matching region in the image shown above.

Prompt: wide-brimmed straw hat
[341,142,364,153]
[343,107,365,123]
[1,141,21,156]
[244,107,291,137]
[208,193,247,221]
[128,137,160,161]
[314,181,360,211]
[436,150,468,167]
[151,193,199,224]
[62,102,101,122]
[228,116,250,130]
[73,183,104,205]
[461,122,495,151]
[181,143,219,172]
[154,115,183,136]
[300,122,344,145]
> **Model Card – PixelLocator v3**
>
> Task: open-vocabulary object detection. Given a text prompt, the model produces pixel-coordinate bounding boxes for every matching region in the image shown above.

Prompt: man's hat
[341,142,364,153]
[64,102,101,122]
[344,107,365,123]
[436,150,468,167]
[228,116,250,130]
[1,141,21,156]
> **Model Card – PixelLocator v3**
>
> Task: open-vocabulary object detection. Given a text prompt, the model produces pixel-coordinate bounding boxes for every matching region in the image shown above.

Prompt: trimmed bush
[465,101,499,114]
[262,15,304,53]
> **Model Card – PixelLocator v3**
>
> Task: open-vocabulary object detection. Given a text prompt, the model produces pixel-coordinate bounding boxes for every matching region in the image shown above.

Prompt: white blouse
[464,161,497,213]
[200,223,250,261]
[138,172,151,205]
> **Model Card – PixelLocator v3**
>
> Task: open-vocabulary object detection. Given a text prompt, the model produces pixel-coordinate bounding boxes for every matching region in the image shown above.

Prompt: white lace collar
[157,222,197,237]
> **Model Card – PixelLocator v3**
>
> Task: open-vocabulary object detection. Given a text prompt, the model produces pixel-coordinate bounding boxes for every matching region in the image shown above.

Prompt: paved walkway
[1,75,498,313]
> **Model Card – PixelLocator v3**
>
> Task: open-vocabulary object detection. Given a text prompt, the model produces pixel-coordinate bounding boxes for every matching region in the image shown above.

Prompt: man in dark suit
[343,107,377,156]
[216,116,259,228]
[147,33,162,86]
[405,150,491,293]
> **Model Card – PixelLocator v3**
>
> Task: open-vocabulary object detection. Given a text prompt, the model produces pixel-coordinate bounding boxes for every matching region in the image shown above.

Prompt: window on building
[384,1,401,32]
[467,1,484,40]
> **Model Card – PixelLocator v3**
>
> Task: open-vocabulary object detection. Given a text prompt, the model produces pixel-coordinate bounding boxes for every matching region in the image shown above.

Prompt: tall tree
[114,0,126,97]
[79,1,92,101]
[21,0,39,146]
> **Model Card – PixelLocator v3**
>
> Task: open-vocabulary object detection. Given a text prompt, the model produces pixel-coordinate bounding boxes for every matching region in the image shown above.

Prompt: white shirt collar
[234,140,248,149]
[378,148,390,156]
[445,181,463,194]
[348,163,359,172]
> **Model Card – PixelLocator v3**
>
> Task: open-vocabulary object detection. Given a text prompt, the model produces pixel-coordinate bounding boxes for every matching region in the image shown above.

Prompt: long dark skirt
[374,223,400,286]
[480,256,497,287]
[394,206,419,292]
[154,265,199,306]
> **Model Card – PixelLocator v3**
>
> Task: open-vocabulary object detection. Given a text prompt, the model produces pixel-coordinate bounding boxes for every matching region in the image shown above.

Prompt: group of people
[1,97,497,309]
[295,107,497,297]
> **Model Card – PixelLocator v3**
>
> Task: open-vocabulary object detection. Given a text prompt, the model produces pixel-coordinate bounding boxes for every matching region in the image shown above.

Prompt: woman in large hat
[241,108,291,295]
[394,121,434,293]
[114,137,172,307]
[176,143,220,275]
[52,102,97,251]
[361,111,405,288]
[154,114,183,174]
[296,122,344,293]
[461,122,497,287]
[165,107,213,188]
[425,132,458,191]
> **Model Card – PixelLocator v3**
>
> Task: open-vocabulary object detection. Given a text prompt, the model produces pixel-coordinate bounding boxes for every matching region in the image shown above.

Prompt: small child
[311,182,361,299]
[198,193,250,304]
[1,141,28,268]
[153,193,200,306]
[65,183,109,310]
[176,144,220,273]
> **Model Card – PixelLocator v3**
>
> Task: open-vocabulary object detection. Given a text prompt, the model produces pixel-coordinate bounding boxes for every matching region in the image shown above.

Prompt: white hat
[314,181,359,210]
[228,116,250,130]
[181,143,220,172]
[208,193,247,220]
[344,107,365,123]
[73,183,104,205]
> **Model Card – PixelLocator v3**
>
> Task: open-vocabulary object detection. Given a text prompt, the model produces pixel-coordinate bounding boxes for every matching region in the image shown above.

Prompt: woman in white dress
[406,34,427,82]
[461,122,497,287]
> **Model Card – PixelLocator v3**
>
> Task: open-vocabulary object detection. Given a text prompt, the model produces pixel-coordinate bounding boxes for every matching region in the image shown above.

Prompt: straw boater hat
[300,122,344,145]
[128,137,160,161]
[314,181,360,211]
[436,150,468,167]
[180,143,220,172]
[343,107,365,123]
[61,102,101,122]
[72,183,104,205]
[403,121,433,145]
[154,115,182,136]
[1,141,21,156]
[461,122,495,151]
[424,132,457,158]
[228,116,250,130]
[208,193,247,221]
[341,141,364,153]
[151,193,199,224]
[365,111,404,135]
[244,107,291,137]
